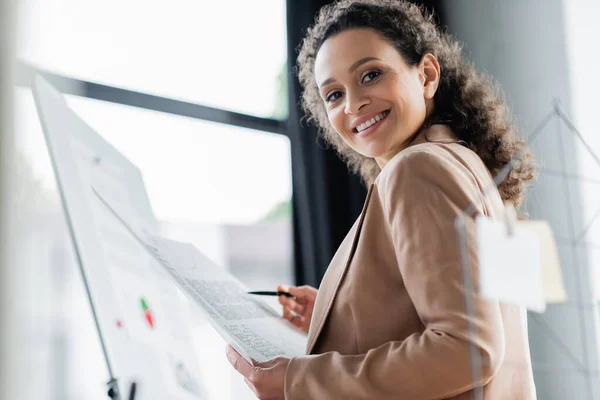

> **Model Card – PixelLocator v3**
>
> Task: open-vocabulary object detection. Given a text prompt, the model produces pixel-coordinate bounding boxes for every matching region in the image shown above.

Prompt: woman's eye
[326,91,343,103]
[362,70,381,83]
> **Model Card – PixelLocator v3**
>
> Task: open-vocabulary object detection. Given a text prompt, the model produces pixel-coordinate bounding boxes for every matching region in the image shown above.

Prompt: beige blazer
[284,125,536,399]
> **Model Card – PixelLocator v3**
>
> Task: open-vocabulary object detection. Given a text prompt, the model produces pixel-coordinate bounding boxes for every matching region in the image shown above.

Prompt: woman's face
[314,28,439,167]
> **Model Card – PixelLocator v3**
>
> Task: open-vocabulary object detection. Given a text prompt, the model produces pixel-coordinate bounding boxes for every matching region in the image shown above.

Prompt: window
[17,0,289,119]
[15,0,292,397]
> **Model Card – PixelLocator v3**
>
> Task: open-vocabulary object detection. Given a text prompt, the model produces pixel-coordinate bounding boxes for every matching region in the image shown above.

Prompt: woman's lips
[354,109,390,138]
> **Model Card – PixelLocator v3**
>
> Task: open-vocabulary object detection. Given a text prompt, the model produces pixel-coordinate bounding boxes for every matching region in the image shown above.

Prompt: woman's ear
[420,53,440,100]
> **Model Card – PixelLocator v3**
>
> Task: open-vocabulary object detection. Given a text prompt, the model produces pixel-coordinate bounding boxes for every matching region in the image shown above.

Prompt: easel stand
[107,378,120,399]
[107,379,136,400]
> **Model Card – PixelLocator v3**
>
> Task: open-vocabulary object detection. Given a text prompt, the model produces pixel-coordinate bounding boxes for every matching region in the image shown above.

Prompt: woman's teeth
[356,110,389,132]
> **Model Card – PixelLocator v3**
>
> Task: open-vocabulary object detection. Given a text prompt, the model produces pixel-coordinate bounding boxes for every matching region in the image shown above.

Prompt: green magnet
[141,297,149,312]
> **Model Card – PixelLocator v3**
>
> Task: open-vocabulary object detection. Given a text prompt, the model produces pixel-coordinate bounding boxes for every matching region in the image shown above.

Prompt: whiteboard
[33,76,207,399]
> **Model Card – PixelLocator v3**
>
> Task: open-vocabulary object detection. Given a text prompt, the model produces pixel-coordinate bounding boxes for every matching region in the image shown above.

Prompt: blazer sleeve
[284,149,506,400]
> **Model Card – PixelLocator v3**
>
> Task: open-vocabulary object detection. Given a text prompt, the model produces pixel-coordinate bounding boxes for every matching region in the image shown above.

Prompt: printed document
[94,189,307,364]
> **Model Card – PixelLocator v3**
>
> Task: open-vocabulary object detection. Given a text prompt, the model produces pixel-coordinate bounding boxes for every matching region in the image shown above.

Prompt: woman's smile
[352,109,391,138]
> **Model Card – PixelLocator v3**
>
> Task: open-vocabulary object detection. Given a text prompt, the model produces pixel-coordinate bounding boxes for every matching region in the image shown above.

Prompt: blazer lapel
[306,184,374,354]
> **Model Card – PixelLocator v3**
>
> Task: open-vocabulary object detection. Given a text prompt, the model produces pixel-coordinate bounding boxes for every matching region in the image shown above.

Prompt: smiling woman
[314,29,440,166]
[297,0,535,207]
[225,1,539,399]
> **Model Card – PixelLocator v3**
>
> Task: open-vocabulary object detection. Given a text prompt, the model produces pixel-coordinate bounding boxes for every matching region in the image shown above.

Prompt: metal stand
[107,378,121,400]
[107,379,137,400]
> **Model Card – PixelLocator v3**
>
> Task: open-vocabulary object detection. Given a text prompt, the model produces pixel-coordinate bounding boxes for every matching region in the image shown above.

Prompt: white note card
[476,215,545,313]
[518,220,567,304]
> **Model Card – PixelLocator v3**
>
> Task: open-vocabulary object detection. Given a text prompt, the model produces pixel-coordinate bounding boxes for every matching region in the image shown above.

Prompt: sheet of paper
[516,220,567,303]
[72,138,206,398]
[476,215,546,313]
[95,189,307,364]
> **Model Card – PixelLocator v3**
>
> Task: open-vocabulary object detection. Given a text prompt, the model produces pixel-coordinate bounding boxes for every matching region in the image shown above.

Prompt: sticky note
[516,220,567,303]
[476,215,546,313]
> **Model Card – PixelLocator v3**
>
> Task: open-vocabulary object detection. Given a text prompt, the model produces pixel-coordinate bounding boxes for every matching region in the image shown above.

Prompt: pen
[247,290,294,298]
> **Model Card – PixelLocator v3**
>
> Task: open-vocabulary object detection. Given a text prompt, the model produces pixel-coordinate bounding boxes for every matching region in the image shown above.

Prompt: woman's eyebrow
[349,56,380,73]
[319,57,381,89]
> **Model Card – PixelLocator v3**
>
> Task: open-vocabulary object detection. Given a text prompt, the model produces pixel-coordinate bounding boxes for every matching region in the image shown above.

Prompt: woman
[226,1,537,398]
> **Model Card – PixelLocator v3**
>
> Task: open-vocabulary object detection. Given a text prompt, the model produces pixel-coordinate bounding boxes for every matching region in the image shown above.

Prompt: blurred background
[1,0,599,399]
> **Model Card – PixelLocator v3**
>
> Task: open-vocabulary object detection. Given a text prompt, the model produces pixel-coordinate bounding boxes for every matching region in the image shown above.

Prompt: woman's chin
[357,144,389,160]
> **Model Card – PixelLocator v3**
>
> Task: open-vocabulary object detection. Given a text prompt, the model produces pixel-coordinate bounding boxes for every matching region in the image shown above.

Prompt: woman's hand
[226,345,289,400]
[277,284,318,334]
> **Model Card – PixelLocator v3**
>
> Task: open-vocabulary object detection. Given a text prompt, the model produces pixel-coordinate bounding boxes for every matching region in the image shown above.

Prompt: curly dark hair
[296,0,536,208]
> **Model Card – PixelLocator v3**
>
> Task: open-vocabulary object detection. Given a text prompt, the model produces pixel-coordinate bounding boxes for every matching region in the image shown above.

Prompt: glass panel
[17,0,289,120]
[564,1,600,300]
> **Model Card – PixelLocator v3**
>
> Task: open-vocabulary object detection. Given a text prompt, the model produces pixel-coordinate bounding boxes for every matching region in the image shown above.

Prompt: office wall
[442,1,600,399]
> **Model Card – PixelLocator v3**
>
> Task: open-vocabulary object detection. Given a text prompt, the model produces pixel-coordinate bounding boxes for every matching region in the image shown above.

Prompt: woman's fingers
[278,284,317,334]
[290,316,303,328]
[278,293,287,306]
[279,285,316,305]
[287,285,317,303]
[277,284,290,294]
[282,306,293,322]
[279,297,306,315]
[226,345,255,378]
[291,302,306,314]
[282,304,305,321]
[287,285,307,299]
[283,309,306,331]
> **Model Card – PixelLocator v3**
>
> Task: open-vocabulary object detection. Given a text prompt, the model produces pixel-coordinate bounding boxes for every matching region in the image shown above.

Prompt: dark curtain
[286,0,445,287]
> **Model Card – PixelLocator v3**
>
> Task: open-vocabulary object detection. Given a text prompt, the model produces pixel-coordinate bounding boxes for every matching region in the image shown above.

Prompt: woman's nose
[344,91,370,115]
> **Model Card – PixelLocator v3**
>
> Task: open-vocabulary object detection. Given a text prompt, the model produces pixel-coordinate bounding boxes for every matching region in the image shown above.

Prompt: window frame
[16,61,288,136]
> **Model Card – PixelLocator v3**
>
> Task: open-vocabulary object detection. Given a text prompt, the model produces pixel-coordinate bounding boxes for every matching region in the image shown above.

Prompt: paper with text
[94,189,307,364]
